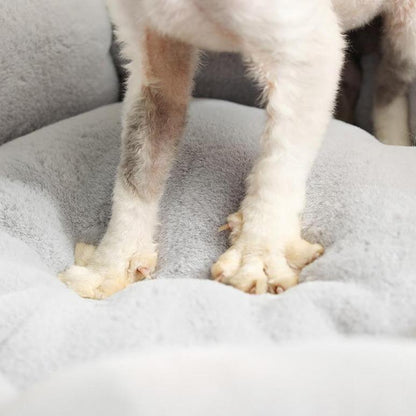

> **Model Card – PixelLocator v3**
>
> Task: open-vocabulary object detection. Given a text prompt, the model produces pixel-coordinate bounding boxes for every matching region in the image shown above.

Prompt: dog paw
[213,217,323,295]
[59,243,157,299]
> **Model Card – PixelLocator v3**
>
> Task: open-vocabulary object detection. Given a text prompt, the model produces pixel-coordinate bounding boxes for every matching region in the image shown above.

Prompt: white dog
[60,0,416,298]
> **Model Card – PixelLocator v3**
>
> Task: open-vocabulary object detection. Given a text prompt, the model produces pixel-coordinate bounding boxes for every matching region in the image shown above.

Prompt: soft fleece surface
[3,341,416,415]
[0,0,119,145]
[0,99,416,392]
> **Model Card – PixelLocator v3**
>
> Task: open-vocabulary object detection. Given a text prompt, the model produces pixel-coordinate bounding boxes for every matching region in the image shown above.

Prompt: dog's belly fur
[110,0,388,53]
[332,0,386,31]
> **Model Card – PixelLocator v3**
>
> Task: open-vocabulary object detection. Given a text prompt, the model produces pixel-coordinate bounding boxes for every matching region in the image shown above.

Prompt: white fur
[332,0,387,31]
[60,182,158,299]
[60,0,415,298]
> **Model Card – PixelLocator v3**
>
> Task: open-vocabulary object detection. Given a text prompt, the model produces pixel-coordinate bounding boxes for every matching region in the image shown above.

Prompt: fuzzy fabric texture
[193,52,261,107]
[3,341,416,415]
[0,99,415,391]
[0,0,119,145]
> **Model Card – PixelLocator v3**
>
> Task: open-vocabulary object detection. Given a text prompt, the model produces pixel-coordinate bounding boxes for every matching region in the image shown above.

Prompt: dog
[60,0,416,299]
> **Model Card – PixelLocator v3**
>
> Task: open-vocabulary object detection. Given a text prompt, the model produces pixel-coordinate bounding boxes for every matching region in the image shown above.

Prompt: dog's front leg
[212,7,345,294]
[60,29,197,299]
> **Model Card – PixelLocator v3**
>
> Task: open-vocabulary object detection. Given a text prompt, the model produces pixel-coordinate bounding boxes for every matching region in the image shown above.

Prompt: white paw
[213,213,324,294]
[59,243,157,299]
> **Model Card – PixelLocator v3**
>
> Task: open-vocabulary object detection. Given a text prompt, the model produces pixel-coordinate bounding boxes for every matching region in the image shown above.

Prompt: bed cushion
[0,0,119,145]
[3,341,416,416]
[0,99,415,390]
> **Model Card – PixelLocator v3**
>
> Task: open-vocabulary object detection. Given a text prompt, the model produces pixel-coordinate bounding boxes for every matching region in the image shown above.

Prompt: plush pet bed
[1,99,416,395]
[1,0,416,412]
[3,341,416,416]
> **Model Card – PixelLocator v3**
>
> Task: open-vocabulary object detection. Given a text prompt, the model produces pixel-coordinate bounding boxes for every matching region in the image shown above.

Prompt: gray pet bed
[1,99,416,391]
[1,0,416,412]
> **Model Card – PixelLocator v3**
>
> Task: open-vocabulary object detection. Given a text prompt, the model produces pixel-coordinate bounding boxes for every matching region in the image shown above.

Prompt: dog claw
[214,273,224,282]
[218,223,231,232]
[137,267,151,280]
[268,285,285,294]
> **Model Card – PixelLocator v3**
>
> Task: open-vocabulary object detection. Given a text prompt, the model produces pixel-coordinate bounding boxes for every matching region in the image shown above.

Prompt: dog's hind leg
[60,28,198,299]
[373,1,416,146]
[212,0,344,294]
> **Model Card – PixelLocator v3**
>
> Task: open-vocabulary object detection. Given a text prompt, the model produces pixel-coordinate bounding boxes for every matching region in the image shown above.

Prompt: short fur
[60,0,416,298]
